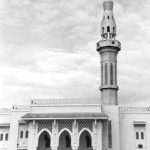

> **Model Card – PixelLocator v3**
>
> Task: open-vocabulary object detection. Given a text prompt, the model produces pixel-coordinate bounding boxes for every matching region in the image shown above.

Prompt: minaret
[97,0,121,105]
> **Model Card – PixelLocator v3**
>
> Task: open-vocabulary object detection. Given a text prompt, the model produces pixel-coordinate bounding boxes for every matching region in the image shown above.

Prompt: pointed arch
[37,129,51,150]
[58,129,72,150]
[38,128,52,140]
[58,128,72,139]
[79,129,93,150]
[78,128,93,138]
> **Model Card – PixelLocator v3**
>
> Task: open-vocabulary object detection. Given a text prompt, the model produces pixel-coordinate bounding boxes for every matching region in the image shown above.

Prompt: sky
[0,0,150,108]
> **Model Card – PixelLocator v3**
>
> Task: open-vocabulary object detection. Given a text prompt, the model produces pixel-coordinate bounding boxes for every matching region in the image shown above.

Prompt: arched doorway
[58,130,72,150]
[37,131,51,150]
[79,130,93,150]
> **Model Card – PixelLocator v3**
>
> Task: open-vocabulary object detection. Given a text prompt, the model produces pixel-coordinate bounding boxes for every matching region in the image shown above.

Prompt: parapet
[119,107,150,114]
[97,40,121,53]
[30,99,100,105]
[12,105,31,111]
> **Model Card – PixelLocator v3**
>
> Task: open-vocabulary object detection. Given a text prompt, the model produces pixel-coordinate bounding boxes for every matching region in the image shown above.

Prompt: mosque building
[0,0,149,150]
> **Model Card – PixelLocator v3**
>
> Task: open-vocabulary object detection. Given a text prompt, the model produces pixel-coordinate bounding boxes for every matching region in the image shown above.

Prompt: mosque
[0,0,149,150]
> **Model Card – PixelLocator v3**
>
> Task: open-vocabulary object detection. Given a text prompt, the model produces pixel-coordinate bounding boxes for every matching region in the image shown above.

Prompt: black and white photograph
[0,0,150,150]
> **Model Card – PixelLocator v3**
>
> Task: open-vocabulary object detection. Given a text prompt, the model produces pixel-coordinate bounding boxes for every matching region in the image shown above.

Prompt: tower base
[101,89,118,105]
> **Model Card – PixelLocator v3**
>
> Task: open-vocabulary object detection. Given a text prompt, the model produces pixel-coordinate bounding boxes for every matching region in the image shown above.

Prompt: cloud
[0,0,150,107]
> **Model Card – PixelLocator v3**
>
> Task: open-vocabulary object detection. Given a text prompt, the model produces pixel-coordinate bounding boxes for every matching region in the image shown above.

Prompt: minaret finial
[101,0,116,40]
[103,0,114,10]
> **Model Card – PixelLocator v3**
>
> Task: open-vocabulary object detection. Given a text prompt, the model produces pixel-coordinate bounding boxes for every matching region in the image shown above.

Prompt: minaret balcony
[97,40,121,53]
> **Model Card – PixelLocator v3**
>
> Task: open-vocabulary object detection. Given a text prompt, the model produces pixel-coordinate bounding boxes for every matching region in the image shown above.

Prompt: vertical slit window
[5,134,8,141]
[105,64,108,85]
[141,132,144,139]
[110,63,113,85]
[0,134,3,141]
[113,27,115,34]
[136,132,139,139]
[107,26,110,32]
[108,121,112,148]
[101,65,103,86]
[20,131,23,139]
[102,27,104,33]
[25,131,28,138]
[115,64,117,84]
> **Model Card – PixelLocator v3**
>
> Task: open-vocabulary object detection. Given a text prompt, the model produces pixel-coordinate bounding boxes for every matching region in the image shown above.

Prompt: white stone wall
[18,123,29,149]
[102,105,120,150]
[0,127,10,150]
[119,107,150,150]
[7,106,30,150]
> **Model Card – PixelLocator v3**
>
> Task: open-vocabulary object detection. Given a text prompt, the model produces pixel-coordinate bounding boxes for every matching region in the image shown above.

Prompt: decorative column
[96,121,102,150]
[28,120,38,150]
[51,120,58,150]
[92,120,97,150]
[72,120,79,150]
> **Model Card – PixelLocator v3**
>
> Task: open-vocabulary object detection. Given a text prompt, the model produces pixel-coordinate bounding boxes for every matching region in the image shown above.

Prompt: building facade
[0,1,148,150]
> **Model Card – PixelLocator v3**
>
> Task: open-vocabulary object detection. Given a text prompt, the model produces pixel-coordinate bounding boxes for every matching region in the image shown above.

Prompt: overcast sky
[0,0,150,108]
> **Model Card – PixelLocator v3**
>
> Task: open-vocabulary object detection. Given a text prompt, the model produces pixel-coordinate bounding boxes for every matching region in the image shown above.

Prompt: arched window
[141,132,144,139]
[66,135,71,148]
[110,63,113,85]
[107,26,110,32]
[107,15,109,19]
[25,131,28,138]
[86,135,91,147]
[136,132,139,139]
[5,134,8,141]
[0,134,3,141]
[105,63,108,85]
[102,27,104,33]
[113,27,115,33]
[20,131,23,139]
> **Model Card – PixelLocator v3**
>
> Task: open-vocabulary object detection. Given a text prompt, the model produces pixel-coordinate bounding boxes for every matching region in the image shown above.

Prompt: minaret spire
[101,0,116,39]
[97,0,121,105]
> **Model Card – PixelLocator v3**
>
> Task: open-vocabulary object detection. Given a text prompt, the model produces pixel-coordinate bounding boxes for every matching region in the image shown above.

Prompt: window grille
[78,120,93,132]
[58,120,73,133]
[38,121,52,133]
